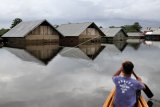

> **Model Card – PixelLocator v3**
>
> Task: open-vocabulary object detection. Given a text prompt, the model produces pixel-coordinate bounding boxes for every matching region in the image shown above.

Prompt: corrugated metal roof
[2,20,45,37]
[56,22,93,37]
[127,32,144,37]
[100,28,122,37]
[152,29,160,35]
[2,19,63,38]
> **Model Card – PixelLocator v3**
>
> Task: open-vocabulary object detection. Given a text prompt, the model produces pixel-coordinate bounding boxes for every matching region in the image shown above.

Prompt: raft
[103,88,148,107]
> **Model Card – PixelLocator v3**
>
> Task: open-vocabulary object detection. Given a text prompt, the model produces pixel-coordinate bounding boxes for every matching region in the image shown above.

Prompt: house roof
[57,22,105,37]
[101,28,124,37]
[152,29,160,35]
[127,32,144,37]
[2,19,62,37]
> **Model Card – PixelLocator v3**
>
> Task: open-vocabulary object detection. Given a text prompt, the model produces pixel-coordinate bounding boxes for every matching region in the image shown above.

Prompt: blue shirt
[112,76,145,107]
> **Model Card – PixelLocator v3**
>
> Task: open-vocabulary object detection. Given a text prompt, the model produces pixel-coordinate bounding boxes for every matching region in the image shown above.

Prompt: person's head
[122,61,134,75]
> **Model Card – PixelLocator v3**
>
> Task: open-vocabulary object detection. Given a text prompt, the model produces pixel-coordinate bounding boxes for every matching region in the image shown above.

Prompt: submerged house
[56,22,106,46]
[145,29,160,41]
[2,20,63,45]
[101,28,128,42]
[127,32,144,39]
[0,38,3,43]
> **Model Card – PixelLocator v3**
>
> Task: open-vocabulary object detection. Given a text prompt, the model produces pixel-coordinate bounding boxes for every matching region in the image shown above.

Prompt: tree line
[0,18,142,37]
[0,18,22,37]
[110,22,142,33]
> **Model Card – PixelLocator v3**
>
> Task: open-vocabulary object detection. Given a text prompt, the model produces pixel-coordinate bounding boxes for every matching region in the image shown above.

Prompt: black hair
[122,61,134,75]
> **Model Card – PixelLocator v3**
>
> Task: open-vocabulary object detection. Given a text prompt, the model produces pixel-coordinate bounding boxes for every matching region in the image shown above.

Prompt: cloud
[1,0,160,28]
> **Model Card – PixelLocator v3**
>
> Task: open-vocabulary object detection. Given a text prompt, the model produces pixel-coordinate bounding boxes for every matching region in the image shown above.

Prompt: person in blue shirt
[112,61,145,107]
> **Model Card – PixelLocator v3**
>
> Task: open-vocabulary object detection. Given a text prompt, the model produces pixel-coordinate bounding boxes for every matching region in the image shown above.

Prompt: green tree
[132,22,142,31]
[10,18,22,28]
[0,28,9,37]
[122,22,142,32]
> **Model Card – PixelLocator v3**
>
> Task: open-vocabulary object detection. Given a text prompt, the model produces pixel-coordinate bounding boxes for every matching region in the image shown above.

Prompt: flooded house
[127,32,144,39]
[145,29,160,41]
[101,28,128,42]
[2,20,63,45]
[0,38,3,47]
[56,22,106,46]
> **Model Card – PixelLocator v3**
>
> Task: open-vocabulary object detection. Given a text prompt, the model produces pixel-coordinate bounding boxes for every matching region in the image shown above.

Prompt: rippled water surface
[0,40,160,107]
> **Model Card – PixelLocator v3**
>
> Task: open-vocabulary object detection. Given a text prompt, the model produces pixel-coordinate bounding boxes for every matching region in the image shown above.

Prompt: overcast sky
[0,0,160,28]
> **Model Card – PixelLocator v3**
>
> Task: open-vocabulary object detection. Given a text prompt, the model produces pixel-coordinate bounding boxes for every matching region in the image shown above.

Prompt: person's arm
[133,71,146,89]
[113,67,122,76]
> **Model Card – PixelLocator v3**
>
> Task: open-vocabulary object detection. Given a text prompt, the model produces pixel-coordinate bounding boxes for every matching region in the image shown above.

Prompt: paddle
[132,71,154,98]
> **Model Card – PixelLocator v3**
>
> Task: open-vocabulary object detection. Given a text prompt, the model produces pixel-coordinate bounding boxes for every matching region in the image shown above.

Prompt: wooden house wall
[25,25,59,43]
[114,30,127,41]
[79,28,101,43]
[60,36,79,46]
[145,35,160,41]
[128,36,142,39]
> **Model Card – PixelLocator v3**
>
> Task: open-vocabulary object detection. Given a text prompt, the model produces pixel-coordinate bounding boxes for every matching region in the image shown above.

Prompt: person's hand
[119,66,123,71]
[137,76,142,82]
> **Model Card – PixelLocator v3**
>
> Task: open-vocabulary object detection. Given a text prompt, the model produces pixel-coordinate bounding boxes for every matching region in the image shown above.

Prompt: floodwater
[0,40,160,107]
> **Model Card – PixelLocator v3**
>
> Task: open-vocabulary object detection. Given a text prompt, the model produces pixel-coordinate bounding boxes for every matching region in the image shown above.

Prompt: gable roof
[2,19,63,38]
[101,28,126,37]
[57,22,106,37]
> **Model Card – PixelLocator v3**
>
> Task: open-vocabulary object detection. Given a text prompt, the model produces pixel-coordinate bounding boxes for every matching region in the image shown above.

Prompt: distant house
[127,32,144,39]
[0,38,3,47]
[145,29,160,41]
[101,28,128,41]
[2,20,63,45]
[141,27,160,34]
[57,22,106,46]
[0,37,3,43]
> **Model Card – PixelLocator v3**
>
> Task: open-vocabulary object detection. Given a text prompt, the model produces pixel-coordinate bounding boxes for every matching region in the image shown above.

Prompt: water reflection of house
[127,39,142,50]
[78,43,105,60]
[127,32,144,39]
[2,20,63,45]
[56,22,106,46]
[144,41,160,48]
[113,41,127,52]
[5,44,62,65]
[145,29,160,41]
[60,44,105,60]
[103,44,123,55]
[104,40,127,52]
[101,28,127,42]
